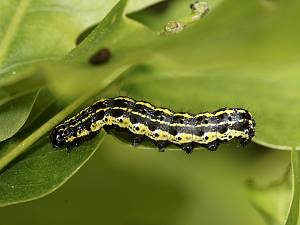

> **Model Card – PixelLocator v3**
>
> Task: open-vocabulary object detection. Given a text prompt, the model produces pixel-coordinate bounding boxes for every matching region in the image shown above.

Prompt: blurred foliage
[248,149,299,225]
[0,0,299,225]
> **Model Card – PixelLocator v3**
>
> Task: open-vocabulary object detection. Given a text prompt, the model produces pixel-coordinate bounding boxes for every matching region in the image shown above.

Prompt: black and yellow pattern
[50,97,256,153]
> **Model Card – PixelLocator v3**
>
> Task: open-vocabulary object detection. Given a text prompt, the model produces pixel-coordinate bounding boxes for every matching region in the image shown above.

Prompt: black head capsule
[50,127,67,149]
[234,109,256,146]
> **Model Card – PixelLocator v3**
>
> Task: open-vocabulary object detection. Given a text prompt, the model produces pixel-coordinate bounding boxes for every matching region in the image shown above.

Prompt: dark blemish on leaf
[89,48,111,65]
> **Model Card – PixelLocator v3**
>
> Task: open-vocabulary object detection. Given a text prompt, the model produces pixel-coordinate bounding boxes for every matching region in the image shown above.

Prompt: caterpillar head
[237,109,256,146]
[50,127,66,149]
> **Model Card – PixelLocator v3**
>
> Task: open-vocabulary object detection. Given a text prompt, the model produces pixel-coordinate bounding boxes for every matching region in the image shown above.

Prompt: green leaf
[247,149,300,225]
[0,89,39,141]
[0,0,161,77]
[0,133,105,207]
[20,88,57,130]
[44,1,156,100]
[0,68,51,141]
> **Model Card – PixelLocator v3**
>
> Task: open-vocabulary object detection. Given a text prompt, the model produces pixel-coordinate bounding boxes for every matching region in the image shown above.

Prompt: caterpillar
[50,96,256,153]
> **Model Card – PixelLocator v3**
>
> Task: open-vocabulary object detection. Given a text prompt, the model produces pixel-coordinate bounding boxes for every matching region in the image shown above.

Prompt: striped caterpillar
[50,97,256,153]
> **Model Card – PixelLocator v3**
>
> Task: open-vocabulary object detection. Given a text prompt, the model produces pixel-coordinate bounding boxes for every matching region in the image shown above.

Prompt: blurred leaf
[44,1,156,100]
[0,133,105,207]
[66,5,156,65]
[0,89,39,141]
[0,0,162,77]
[20,88,57,130]
[248,150,299,225]
[159,0,300,65]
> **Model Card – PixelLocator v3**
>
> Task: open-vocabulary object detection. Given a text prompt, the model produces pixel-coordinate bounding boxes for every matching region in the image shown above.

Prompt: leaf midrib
[0,0,32,68]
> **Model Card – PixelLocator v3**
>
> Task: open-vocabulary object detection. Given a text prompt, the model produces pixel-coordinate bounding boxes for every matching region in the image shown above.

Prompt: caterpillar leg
[132,135,145,147]
[66,141,80,152]
[156,141,169,152]
[207,141,219,151]
[104,125,116,134]
[181,143,194,154]
[240,138,250,147]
